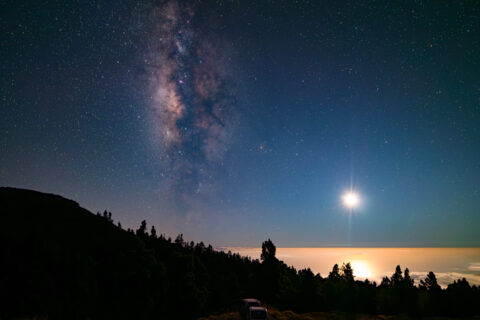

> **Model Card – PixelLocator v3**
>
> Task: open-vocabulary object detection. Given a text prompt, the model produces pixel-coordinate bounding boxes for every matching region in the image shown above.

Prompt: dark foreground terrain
[199,309,480,320]
[1,187,479,319]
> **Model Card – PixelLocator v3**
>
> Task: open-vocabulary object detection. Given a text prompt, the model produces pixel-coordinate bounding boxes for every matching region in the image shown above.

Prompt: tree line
[103,212,480,318]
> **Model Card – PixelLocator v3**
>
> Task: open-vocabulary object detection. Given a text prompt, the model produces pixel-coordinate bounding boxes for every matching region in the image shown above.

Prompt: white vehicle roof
[249,306,267,311]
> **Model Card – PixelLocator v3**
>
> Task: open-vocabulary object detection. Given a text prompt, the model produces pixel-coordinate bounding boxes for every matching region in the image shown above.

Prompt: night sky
[1,0,479,247]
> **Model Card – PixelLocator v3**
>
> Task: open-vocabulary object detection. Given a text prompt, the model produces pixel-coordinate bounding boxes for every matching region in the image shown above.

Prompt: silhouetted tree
[196,241,206,253]
[117,222,122,229]
[418,271,442,315]
[403,268,414,287]
[260,238,276,262]
[380,276,390,287]
[391,265,403,287]
[341,262,354,282]
[399,267,417,314]
[136,220,147,236]
[419,271,440,291]
[175,234,184,246]
[328,264,341,281]
[151,225,157,238]
[296,268,319,311]
[446,278,474,316]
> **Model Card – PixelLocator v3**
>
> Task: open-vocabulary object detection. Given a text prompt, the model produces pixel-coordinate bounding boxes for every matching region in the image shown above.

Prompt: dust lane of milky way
[142,1,238,210]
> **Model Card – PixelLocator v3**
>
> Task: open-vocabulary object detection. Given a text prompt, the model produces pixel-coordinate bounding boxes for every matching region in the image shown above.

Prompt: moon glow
[343,192,360,209]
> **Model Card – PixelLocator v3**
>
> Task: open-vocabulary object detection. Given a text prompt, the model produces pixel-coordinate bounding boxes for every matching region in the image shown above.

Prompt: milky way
[142,1,237,210]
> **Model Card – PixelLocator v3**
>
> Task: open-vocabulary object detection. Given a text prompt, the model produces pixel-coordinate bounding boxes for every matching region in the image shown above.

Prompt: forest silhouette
[1,187,479,319]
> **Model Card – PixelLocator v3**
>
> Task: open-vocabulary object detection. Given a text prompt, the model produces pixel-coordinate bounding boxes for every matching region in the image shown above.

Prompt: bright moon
[343,192,359,208]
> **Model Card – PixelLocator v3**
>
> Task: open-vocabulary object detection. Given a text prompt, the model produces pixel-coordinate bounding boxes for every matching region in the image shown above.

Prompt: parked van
[247,306,268,320]
[240,298,261,318]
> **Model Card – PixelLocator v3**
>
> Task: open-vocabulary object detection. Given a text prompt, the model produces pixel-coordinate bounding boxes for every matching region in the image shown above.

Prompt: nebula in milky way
[140,1,237,210]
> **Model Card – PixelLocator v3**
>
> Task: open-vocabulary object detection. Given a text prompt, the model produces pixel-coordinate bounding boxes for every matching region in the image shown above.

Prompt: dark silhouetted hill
[1,187,160,319]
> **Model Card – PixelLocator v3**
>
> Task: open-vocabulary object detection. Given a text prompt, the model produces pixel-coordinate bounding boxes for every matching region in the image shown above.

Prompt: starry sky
[1,0,479,247]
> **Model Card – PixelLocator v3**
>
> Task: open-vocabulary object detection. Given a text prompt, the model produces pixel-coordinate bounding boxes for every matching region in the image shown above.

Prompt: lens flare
[342,192,359,208]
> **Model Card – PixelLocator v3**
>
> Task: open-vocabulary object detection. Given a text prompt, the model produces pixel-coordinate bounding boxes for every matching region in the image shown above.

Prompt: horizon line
[218,246,480,249]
